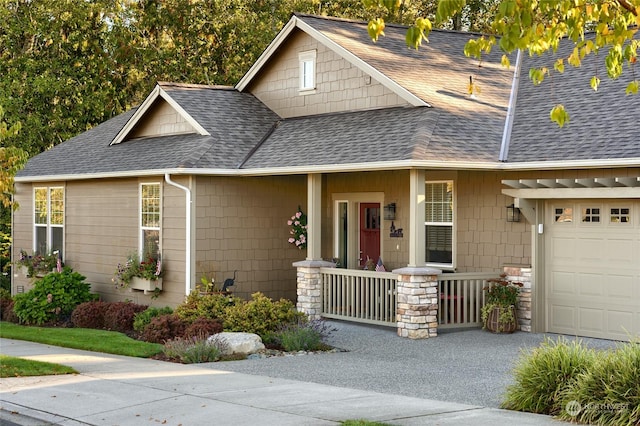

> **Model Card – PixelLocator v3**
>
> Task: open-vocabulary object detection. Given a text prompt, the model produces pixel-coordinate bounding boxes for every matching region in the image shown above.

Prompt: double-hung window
[140,183,161,257]
[34,187,64,256]
[425,181,454,267]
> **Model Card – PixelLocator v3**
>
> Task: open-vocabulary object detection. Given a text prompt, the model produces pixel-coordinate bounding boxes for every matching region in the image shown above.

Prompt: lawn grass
[0,354,78,378]
[0,322,163,358]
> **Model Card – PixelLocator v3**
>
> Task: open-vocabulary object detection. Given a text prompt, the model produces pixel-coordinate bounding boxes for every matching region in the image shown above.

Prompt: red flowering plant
[113,251,163,289]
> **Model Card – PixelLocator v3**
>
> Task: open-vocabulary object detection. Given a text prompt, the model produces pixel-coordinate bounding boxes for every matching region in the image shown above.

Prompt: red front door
[359,203,381,268]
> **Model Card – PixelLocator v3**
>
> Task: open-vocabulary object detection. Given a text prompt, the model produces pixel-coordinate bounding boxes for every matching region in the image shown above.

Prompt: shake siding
[11,183,34,293]
[324,170,410,271]
[248,30,408,117]
[194,175,306,301]
[130,100,194,138]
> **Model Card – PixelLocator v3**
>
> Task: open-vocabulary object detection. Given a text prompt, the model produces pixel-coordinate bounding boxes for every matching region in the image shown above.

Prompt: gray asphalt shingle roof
[507,36,640,163]
[16,14,640,180]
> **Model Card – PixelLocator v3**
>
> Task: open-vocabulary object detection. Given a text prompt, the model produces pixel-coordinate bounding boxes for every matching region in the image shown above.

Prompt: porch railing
[319,268,496,329]
[437,272,496,329]
[320,268,397,327]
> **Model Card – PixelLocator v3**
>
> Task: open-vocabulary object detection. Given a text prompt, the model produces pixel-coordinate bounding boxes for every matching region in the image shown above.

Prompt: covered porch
[294,172,532,338]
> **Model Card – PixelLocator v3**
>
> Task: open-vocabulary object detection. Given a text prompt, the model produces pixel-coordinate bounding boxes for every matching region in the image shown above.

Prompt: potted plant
[481,273,523,333]
[113,252,163,294]
[15,250,60,277]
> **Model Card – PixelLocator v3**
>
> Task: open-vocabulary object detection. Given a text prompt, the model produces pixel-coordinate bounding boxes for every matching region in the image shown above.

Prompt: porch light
[384,203,396,220]
[506,204,521,222]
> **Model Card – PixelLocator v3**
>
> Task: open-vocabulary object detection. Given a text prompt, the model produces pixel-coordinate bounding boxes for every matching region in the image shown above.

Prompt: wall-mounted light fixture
[384,203,396,220]
[506,204,521,222]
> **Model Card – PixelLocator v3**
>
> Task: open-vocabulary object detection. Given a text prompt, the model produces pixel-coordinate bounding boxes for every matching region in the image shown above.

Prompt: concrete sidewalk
[0,338,561,426]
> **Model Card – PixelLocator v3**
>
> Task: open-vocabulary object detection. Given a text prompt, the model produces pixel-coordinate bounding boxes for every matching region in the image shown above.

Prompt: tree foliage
[368,0,639,126]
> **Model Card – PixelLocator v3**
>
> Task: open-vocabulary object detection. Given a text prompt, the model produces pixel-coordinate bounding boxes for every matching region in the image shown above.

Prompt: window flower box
[129,276,163,294]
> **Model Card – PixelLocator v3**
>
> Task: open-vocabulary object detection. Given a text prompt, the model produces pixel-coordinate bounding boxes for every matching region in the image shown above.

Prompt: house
[12,14,640,341]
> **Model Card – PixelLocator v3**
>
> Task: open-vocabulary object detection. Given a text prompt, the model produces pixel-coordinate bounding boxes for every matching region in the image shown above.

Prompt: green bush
[12,268,96,325]
[162,335,226,364]
[277,322,324,352]
[558,340,640,425]
[174,291,241,323]
[502,337,597,415]
[133,306,173,332]
[223,292,306,338]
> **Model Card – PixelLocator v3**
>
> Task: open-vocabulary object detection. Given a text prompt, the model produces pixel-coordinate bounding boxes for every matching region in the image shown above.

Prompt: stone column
[504,265,532,332]
[294,260,335,320]
[394,267,442,339]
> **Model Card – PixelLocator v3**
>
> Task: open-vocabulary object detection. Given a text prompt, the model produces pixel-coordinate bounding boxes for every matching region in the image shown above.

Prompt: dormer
[110,83,209,145]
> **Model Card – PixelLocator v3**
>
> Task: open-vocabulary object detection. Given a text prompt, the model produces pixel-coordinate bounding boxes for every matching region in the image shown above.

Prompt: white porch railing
[319,268,496,329]
[320,268,397,327]
[437,272,496,329]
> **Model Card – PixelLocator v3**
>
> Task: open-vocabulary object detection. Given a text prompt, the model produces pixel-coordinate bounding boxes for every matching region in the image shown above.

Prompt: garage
[545,199,640,340]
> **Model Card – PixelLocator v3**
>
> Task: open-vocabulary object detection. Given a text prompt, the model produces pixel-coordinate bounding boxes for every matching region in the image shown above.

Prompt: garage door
[546,200,640,341]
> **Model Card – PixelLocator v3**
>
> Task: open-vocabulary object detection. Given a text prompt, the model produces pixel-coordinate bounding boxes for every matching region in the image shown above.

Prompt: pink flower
[287,220,293,225]
[294,221,300,226]
[288,238,295,243]
[295,211,302,219]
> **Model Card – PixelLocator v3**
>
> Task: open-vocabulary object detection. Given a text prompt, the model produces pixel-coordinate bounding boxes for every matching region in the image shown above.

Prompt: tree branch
[617,0,638,16]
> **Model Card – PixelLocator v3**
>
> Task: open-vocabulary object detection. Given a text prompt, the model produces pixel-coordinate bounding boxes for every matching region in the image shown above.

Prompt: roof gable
[110,82,210,145]
[236,14,428,107]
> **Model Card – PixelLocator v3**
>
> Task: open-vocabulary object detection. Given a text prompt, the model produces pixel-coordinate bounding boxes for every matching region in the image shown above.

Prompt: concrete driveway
[210,321,617,408]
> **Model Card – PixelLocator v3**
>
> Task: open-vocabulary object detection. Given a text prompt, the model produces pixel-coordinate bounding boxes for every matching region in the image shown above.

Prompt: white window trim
[299,50,317,93]
[425,180,455,270]
[139,182,162,256]
[33,186,65,257]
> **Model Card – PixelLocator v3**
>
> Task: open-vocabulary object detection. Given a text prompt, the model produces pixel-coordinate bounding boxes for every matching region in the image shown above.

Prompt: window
[554,207,573,223]
[610,207,631,223]
[140,183,161,257]
[582,207,600,223]
[425,181,453,266]
[299,50,316,91]
[34,187,64,256]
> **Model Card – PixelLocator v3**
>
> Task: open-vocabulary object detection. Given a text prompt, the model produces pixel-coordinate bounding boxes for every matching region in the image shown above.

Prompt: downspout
[499,49,522,162]
[164,174,192,296]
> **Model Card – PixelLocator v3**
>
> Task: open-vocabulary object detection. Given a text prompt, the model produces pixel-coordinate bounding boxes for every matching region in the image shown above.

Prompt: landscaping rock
[210,332,265,355]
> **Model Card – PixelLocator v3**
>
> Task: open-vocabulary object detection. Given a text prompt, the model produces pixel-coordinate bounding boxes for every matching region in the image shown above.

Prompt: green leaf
[501,54,511,68]
[368,18,386,42]
[625,80,639,95]
[436,0,466,24]
[550,104,570,128]
[590,76,601,91]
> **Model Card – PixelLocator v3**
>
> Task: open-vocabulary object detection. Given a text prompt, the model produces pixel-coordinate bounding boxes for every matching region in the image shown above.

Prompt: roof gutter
[499,49,522,162]
[164,173,193,297]
[14,155,640,183]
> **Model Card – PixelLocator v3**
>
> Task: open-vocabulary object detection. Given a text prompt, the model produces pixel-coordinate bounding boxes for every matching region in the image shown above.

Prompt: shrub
[223,292,306,338]
[558,340,640,425]
[103,302,147,333]
[133,306,173,332]
[162,335,227,364]
[0,288,17,323]
[12,269,96,325]
[140,313,187,344]
[175,291,241,323]
[71,301,108,329]
[272,319,334,352]
[184,317,223,339]
[0,288,13,320]
[502,337,597,415]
